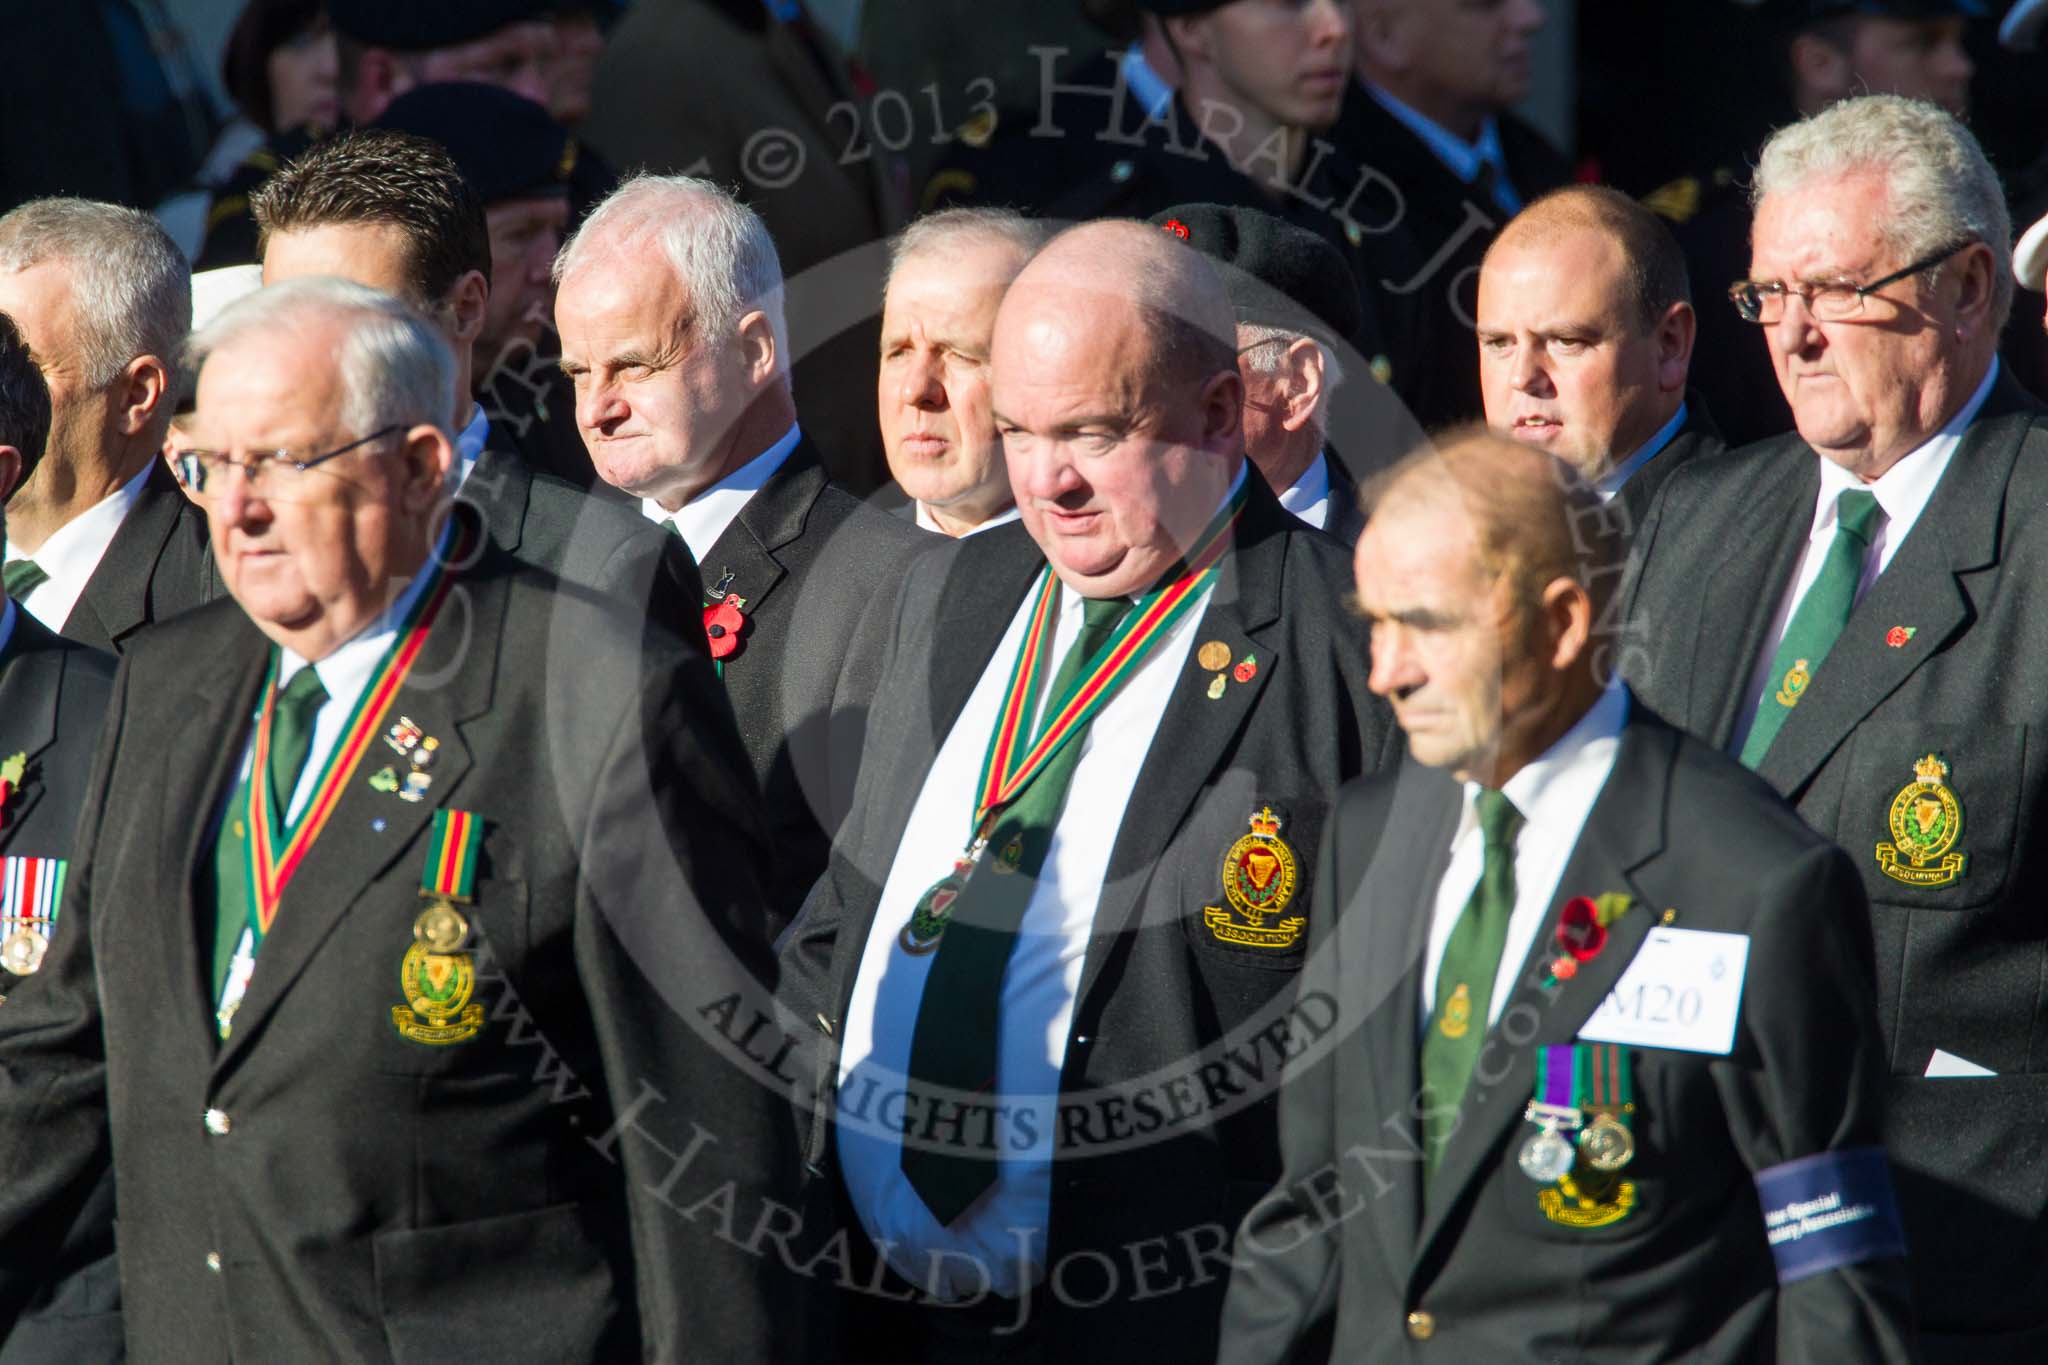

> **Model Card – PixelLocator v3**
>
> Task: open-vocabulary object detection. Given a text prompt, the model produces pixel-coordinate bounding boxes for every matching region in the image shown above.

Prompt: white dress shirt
[1419,680,1630,1036]
[4,463,153,634]
[453,403,489,491]
[1597,403,1687,503]
[836,467,1244,1301]
[1731,359,1997,754]
[914,501,1021,538]
[640,423,800,564]
[1278,451,1333,530]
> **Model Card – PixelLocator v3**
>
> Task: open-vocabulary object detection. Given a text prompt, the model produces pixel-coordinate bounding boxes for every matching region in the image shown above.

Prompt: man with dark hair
[372,81,600,490]
[1337,0,1573,432]
[0,198,217,656]
[1477,184,1721,529]
[0,308,122,1365]
[781,219,1391,1363]
[1220,428,1915,1363]
[252,128,703,637]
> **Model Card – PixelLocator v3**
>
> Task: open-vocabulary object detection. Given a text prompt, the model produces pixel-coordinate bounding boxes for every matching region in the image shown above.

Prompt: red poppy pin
[1544,891,1633,988]
[1233,654,1258,684]
[703,598,747,661]
[1885,626,1917,648]
[1162,218,1191,241]
[0,752,23,829]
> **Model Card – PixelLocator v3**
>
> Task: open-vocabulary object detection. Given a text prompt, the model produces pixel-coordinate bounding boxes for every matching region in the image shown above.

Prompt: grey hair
[1236,321,1345,391]
[1752,94,2013,331]
[0,198,191,396]
[187,277,454,440]
[552,172,788,367]
[884,207,1046,296]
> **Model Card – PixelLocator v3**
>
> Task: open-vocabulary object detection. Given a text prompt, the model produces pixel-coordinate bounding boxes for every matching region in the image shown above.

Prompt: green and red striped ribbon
[421,808,483,902]
[243,523,471,936]
[967,486,1245,842]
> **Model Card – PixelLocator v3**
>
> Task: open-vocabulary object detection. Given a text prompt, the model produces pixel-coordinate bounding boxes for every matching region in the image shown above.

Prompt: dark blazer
[1319,451,1367,547]
[0,526,806,1362]
[462,436,707,648]
[1610,392,1724,538]
[1330,87,1573,432]
[58,461,219,655]
[0,610,118,1365]
[1220,706,1915,1363]
[780,469,1396,1364]
[1625,370,2048,1359]
[700,438,932,932]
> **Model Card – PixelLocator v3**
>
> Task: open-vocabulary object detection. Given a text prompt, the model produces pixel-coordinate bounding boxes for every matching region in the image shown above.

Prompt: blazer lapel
[1684,452,1815,747]
[0,617,61,852]
[705,440,832,626]
[1411,715,1674,1276]
[1074,480,1287,1006]
[459,443,533,558]
[923,526,1047,751]
[213,554,507,1068]
[66,464,180,649]
[1756,390,2034,798]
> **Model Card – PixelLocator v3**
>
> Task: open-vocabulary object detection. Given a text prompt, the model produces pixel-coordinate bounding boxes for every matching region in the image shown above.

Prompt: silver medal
[1518,1125,1577,1183]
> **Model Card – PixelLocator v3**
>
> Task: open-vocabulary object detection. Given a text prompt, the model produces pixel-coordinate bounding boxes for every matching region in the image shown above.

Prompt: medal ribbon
[1534,1044,1575,1109]
[421,809,482,903]
[1586,1042,1633,1114]
[968,487,1246,842]
[2,856,64,931]
[242,524,471,935]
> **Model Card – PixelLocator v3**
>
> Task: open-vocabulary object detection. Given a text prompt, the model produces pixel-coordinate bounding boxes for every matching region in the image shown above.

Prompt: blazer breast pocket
[1838,722,2025,912]
[369,877,530,1077]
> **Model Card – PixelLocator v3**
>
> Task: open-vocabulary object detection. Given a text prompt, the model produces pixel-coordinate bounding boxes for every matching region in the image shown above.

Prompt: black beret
[373,83,577,204]
[329,0,556,50]
[1147,203,1363,350]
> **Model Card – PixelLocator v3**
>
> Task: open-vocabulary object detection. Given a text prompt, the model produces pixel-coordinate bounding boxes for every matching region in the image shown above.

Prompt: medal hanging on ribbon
[1519,1045,1584,1182]
[216,522,472,1036]
[1520,1043,1636,1183]
[414,808,483,953]
[898,488,1246,954]
[0,855,66,976]
[1577,1042,1636,1171]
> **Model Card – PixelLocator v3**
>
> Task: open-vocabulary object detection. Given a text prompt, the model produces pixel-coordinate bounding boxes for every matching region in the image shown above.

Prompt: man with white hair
[0,198,218,654]
[0,275,797,1360]
[878,208,1041,538]
[1627,93,2048,1360]
[780,219,1391,1363]
[555,172,929,930]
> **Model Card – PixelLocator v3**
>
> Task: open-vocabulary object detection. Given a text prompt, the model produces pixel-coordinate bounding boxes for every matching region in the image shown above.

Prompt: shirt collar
[1119,46,1176,120]
[1597,402,1687,501]
[642,423,801,565]
[915,500,1022,538]
[1277,450,1333,525]
[452,403,489,491]
[277,516,456,692]
[1810,357,1997,539]
[1364,82,1517,213]
[4,461,153,583]
[1459,678,1631,840]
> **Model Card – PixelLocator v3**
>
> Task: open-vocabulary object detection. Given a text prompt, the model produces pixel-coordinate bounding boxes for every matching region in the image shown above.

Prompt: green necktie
[1739,490,1882,770]
[3,560,47,600]
[901,594,1133,1225]
[208,664,329,998]
[1419,787,1525,1179]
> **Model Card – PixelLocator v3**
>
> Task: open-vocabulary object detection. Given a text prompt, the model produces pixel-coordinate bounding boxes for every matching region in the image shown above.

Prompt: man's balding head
[1355,426,1618,784]
[1477,186,1694,480]
[991,220,1245,599]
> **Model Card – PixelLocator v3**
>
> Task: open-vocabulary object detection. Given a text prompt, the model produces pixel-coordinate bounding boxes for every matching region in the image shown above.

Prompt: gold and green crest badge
[1203,806,1304,950]
[1875,753,1968,889]
[391,810,486,1045]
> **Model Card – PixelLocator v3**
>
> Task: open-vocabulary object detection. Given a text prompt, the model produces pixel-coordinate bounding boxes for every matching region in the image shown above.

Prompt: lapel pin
[398,770,433,803]
[1885,626,1917,648]
[372,818,388,833]
[0,752,24,830]
[1205,674,1226,700]
[369,767,400,794]
[1660,907,1678,925]
[1233,654,1258,684]
[1197,640,1232,672]
[385,717,423,756]
[410,737,440,771]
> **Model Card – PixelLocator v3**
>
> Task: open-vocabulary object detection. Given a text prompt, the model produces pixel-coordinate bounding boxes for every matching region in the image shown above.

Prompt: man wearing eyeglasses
[0,275,801,1361]
[1626,93,2048,1362]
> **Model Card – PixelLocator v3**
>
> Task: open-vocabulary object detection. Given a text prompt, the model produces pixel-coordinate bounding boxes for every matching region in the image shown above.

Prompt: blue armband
[1753,1147,1907,1284]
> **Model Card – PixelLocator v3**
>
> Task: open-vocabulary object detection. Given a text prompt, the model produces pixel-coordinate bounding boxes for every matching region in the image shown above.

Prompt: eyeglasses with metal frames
[175,424,405,500]
[1727,239,1977,324]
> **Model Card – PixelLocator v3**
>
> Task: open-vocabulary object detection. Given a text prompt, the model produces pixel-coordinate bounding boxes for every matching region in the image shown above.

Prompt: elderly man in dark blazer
[1222,428,1915,1363]
[1626,94,2048,1361]
[555,172,930,935]
[779,219,1394,1365]
[0,277,801,1362]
